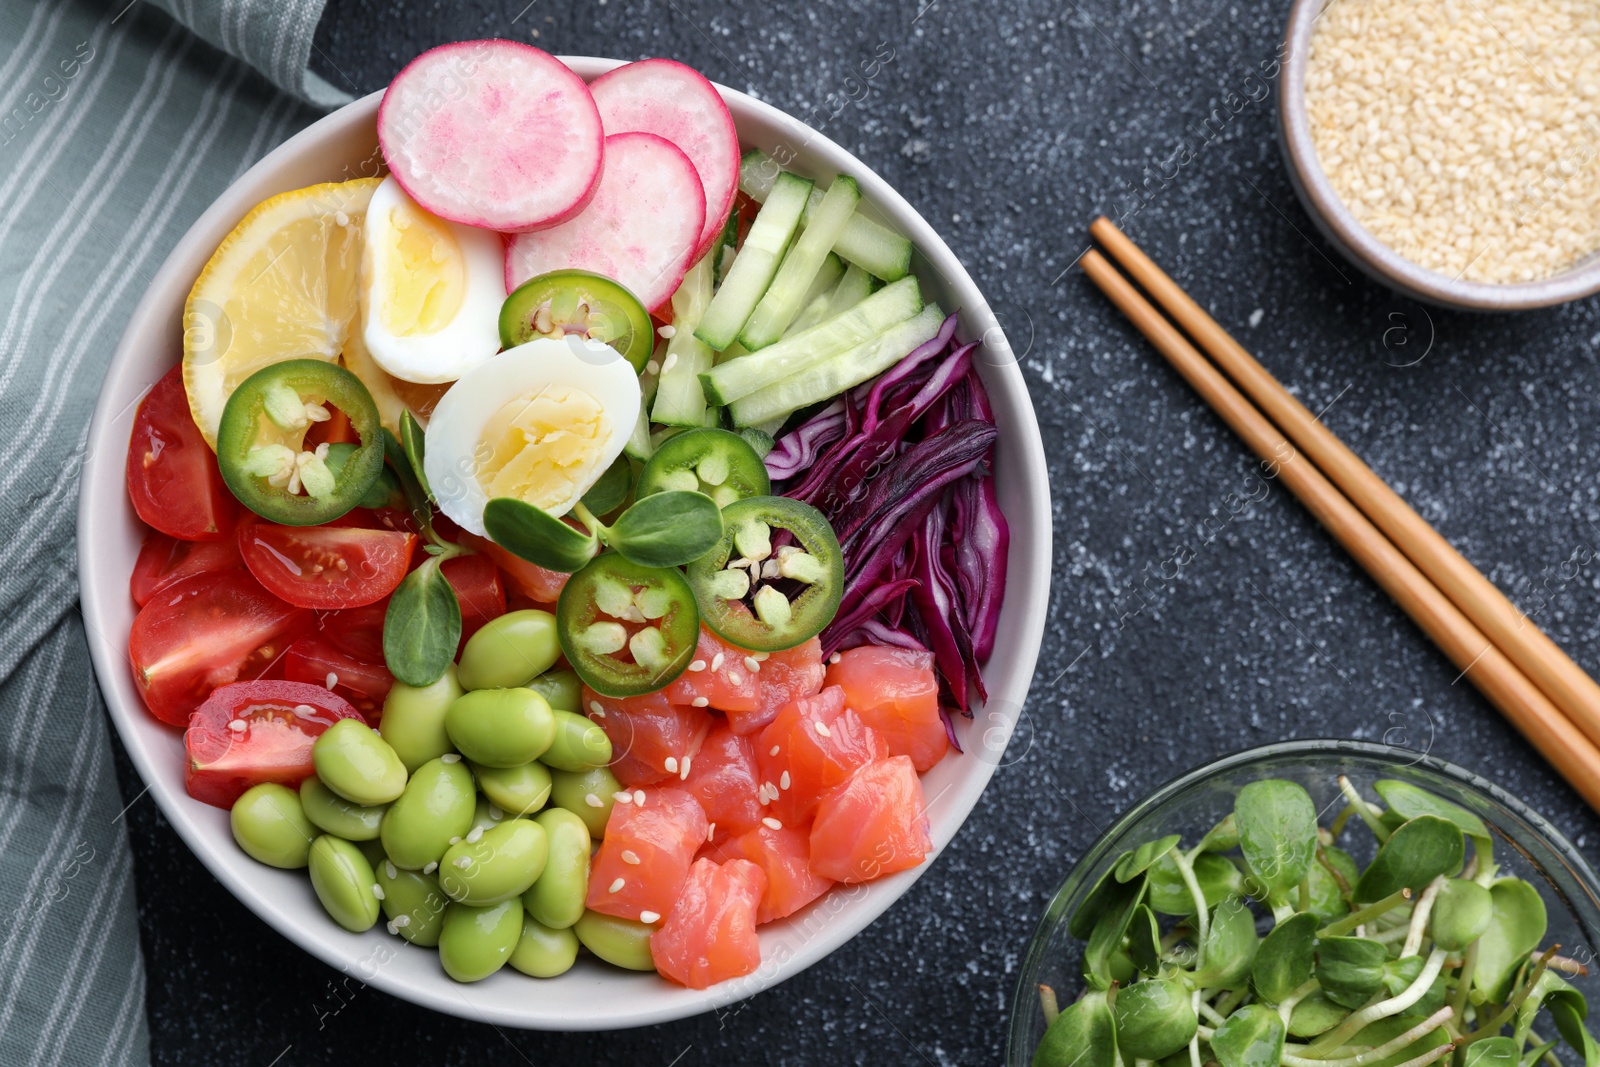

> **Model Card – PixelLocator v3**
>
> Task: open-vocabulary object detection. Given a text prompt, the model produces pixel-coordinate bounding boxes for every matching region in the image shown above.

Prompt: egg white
[361,175,504,385]
[425,336,641,536]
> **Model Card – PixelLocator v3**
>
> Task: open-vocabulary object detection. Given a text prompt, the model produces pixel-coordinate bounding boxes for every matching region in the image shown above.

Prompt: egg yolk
[475,386,611,511]
[377,198,464,336]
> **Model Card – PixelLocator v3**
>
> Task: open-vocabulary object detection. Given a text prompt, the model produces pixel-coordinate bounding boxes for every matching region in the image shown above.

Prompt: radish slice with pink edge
[587,58,741,263]
[377,40,603,233]
[505,132,707,313]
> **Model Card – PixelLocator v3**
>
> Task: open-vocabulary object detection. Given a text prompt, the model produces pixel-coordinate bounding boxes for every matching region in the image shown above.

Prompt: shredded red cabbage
[768,312,1010,715]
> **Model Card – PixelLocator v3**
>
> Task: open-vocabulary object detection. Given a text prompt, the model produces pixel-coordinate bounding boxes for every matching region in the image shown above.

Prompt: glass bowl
[1006,740,1600,1066]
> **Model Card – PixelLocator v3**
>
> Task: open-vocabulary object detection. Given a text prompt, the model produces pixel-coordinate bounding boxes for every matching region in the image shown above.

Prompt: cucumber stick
[730,304,945,427]
[653,256,716,427]
[739,149,913,282]
[699,275,922,406]
[696,172,812,351]
[624,354,664,460]
[738,176,861,350]
[780,253,846,339]
[824,263,875,319]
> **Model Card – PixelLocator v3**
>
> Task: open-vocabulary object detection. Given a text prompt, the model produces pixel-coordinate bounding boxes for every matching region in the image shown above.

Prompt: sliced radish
[505,132,706,313]
[377,40,603,233]
[588,59,740,263]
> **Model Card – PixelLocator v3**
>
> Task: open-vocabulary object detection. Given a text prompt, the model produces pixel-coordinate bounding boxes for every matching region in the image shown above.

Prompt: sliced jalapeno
[685,495,843,652]
[215,359,383,526]
[556,553,699,697]
[635,428,770,508]
[499,270,654,373]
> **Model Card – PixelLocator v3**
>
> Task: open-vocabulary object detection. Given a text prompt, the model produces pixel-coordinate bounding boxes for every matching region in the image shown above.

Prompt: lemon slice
[183,177,382,447]
[340,327,449,436]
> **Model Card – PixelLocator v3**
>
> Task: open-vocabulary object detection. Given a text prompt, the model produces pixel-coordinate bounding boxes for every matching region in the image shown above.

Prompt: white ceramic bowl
[78,56,1052,1030]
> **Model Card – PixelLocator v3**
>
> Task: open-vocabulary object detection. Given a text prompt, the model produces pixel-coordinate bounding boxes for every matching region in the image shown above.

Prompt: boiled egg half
[425,336,641,536]
[361,175,503,384]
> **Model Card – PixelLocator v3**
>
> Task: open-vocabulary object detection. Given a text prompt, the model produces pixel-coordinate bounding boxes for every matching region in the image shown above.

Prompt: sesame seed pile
[1305,0,1600,284]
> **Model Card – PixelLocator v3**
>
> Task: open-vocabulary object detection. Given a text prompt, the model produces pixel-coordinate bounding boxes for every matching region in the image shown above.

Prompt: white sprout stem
[1170,850,1211,965]
[1369,923,1413,945]
[1187,1032,1202,1067]
[1337,775,1390,841]
[1307,947,1449,1057]
[1197,999,1229,1027]
[1282,1007,1455,1067]
[1402,876,1445,957]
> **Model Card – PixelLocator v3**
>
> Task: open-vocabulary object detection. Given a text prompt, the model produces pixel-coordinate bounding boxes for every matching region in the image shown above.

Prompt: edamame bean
[308,835,381,933]
[469,794,509,835]
[438,819,548,905]
[381,756,476,870]
[526,669,581,713]
[522,808,590,929]
[549,765,623,839]
[573,910,655,971]
[313,719,407,806]
[456,610,559,691]
[379,665,464,774]
[300,776,387,841]
[375,859,448,947]
[356,836,388,869]
[438,899,523,982]
[230,783,315,869]
[444,689,554,768]
[471,760,551,817]
[540,710,613,772]
[509,916,580,978]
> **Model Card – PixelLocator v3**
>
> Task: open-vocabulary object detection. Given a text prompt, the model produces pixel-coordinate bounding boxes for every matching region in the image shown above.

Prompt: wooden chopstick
[1078,245,1600,813]
[1090,215,1600,754]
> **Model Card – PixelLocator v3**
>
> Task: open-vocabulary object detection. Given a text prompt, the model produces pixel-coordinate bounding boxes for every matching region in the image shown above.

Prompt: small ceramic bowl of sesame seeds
[1279,0,1600,310]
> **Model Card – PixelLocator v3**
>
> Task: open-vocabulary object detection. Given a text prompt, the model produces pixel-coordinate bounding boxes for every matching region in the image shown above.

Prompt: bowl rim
[1278,0,1600,311]
[77,56,1053,1030]
[1007,738,1600,1060]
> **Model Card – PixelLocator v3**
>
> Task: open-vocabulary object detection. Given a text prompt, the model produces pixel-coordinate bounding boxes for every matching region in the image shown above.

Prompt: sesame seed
[680,756,692,779]
[386,920,399,935]
[691,696,709,707]
[609,878,625,893]
[372,883,385,900]
[621,849,641,865]
[423,862,438,874]
[769,745,780,756]
[780,771,791,790]
[711,652,725,671]
[385,861,397,879]
[614,791,633,804]
[814,721,832,738]
[634,790,645,805]
[488,804,503,820]
[728,671,743,686]
[393,914,410,928]
[585,792,604,808]
[454,856,472,869]
[753,651,770,662]
[449,836,462,846]
[324,671,338,689]
[658,324,677,339]
[707,823,716,841]
[645,359,661,375]
[688,659,707,672]
[640,910,661,923]
[294,704,315,715]
[440,753,461,764]
[589,700,604,715]
[828,652,842,664]
[661,352,679,375]
[226,719,247,733]
[466,826,484,844]
[664,756,679,773]
[762,817,783,830]
[744,656,761,673]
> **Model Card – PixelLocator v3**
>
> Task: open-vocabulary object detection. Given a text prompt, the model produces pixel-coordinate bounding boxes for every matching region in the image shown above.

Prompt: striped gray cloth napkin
[0,2,342,1063]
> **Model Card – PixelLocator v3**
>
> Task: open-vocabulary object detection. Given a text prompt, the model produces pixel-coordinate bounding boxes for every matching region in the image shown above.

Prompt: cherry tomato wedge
[126,363,237,540]
[184,679,362,807]
[130,532,243,607]
[649,857,767,989]
[236,517,417,610]
[456,530,568,604]
[282,636,394,721]
[317,600,387,662]
[558,554,699,697]
[129,571,314,726]
[441,553,506,652]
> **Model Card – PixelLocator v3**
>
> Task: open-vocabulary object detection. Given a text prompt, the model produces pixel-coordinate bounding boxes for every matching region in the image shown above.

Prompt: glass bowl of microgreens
[1008,740,1600,1067]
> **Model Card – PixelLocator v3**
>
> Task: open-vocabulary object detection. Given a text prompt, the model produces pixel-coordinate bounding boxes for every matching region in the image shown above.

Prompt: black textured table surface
[113,1,1600,1063]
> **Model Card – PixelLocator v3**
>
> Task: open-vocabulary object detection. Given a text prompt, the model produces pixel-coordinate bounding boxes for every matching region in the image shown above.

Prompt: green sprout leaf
[1352,1013,1452,1067]
[1128,903,1162,976]
[1464,1037,1523,1067]
[1210,1004,1285,1067]
[1111,978,1197,1060]
[1381,956,1448,1016]
[383,427,431,529]
[1547,982,1600,1067]
[382,556,461,687]
[1305,846,1359,923]
[1070,853,1134,939]
[1116,835,1182,884]
[1148,852,1245,917]
[1432,878,1494,951]
[483,497,600,573]
[1253,911,1317,1003]
[1373,780,1488,837]
[1316,935,1390,1008]
[1235,779,1317,901]
[1475,877,1548,1002]
[399,411,431,501]
[607,490,724,568]
[1289,991,1349,1038]
[582,454,634,516]
[1194,897,1258,988]
[1354,815,1466,901]
[1082,875,1148,991]
[1033,990,1117,1067]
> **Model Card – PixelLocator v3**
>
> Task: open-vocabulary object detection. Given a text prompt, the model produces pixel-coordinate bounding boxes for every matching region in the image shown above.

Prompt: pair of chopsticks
[1080,217,1600,813]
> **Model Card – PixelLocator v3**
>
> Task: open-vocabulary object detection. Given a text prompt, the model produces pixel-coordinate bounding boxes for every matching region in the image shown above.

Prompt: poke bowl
[78,50,1051,1029]
[1008,740,1600,1066]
